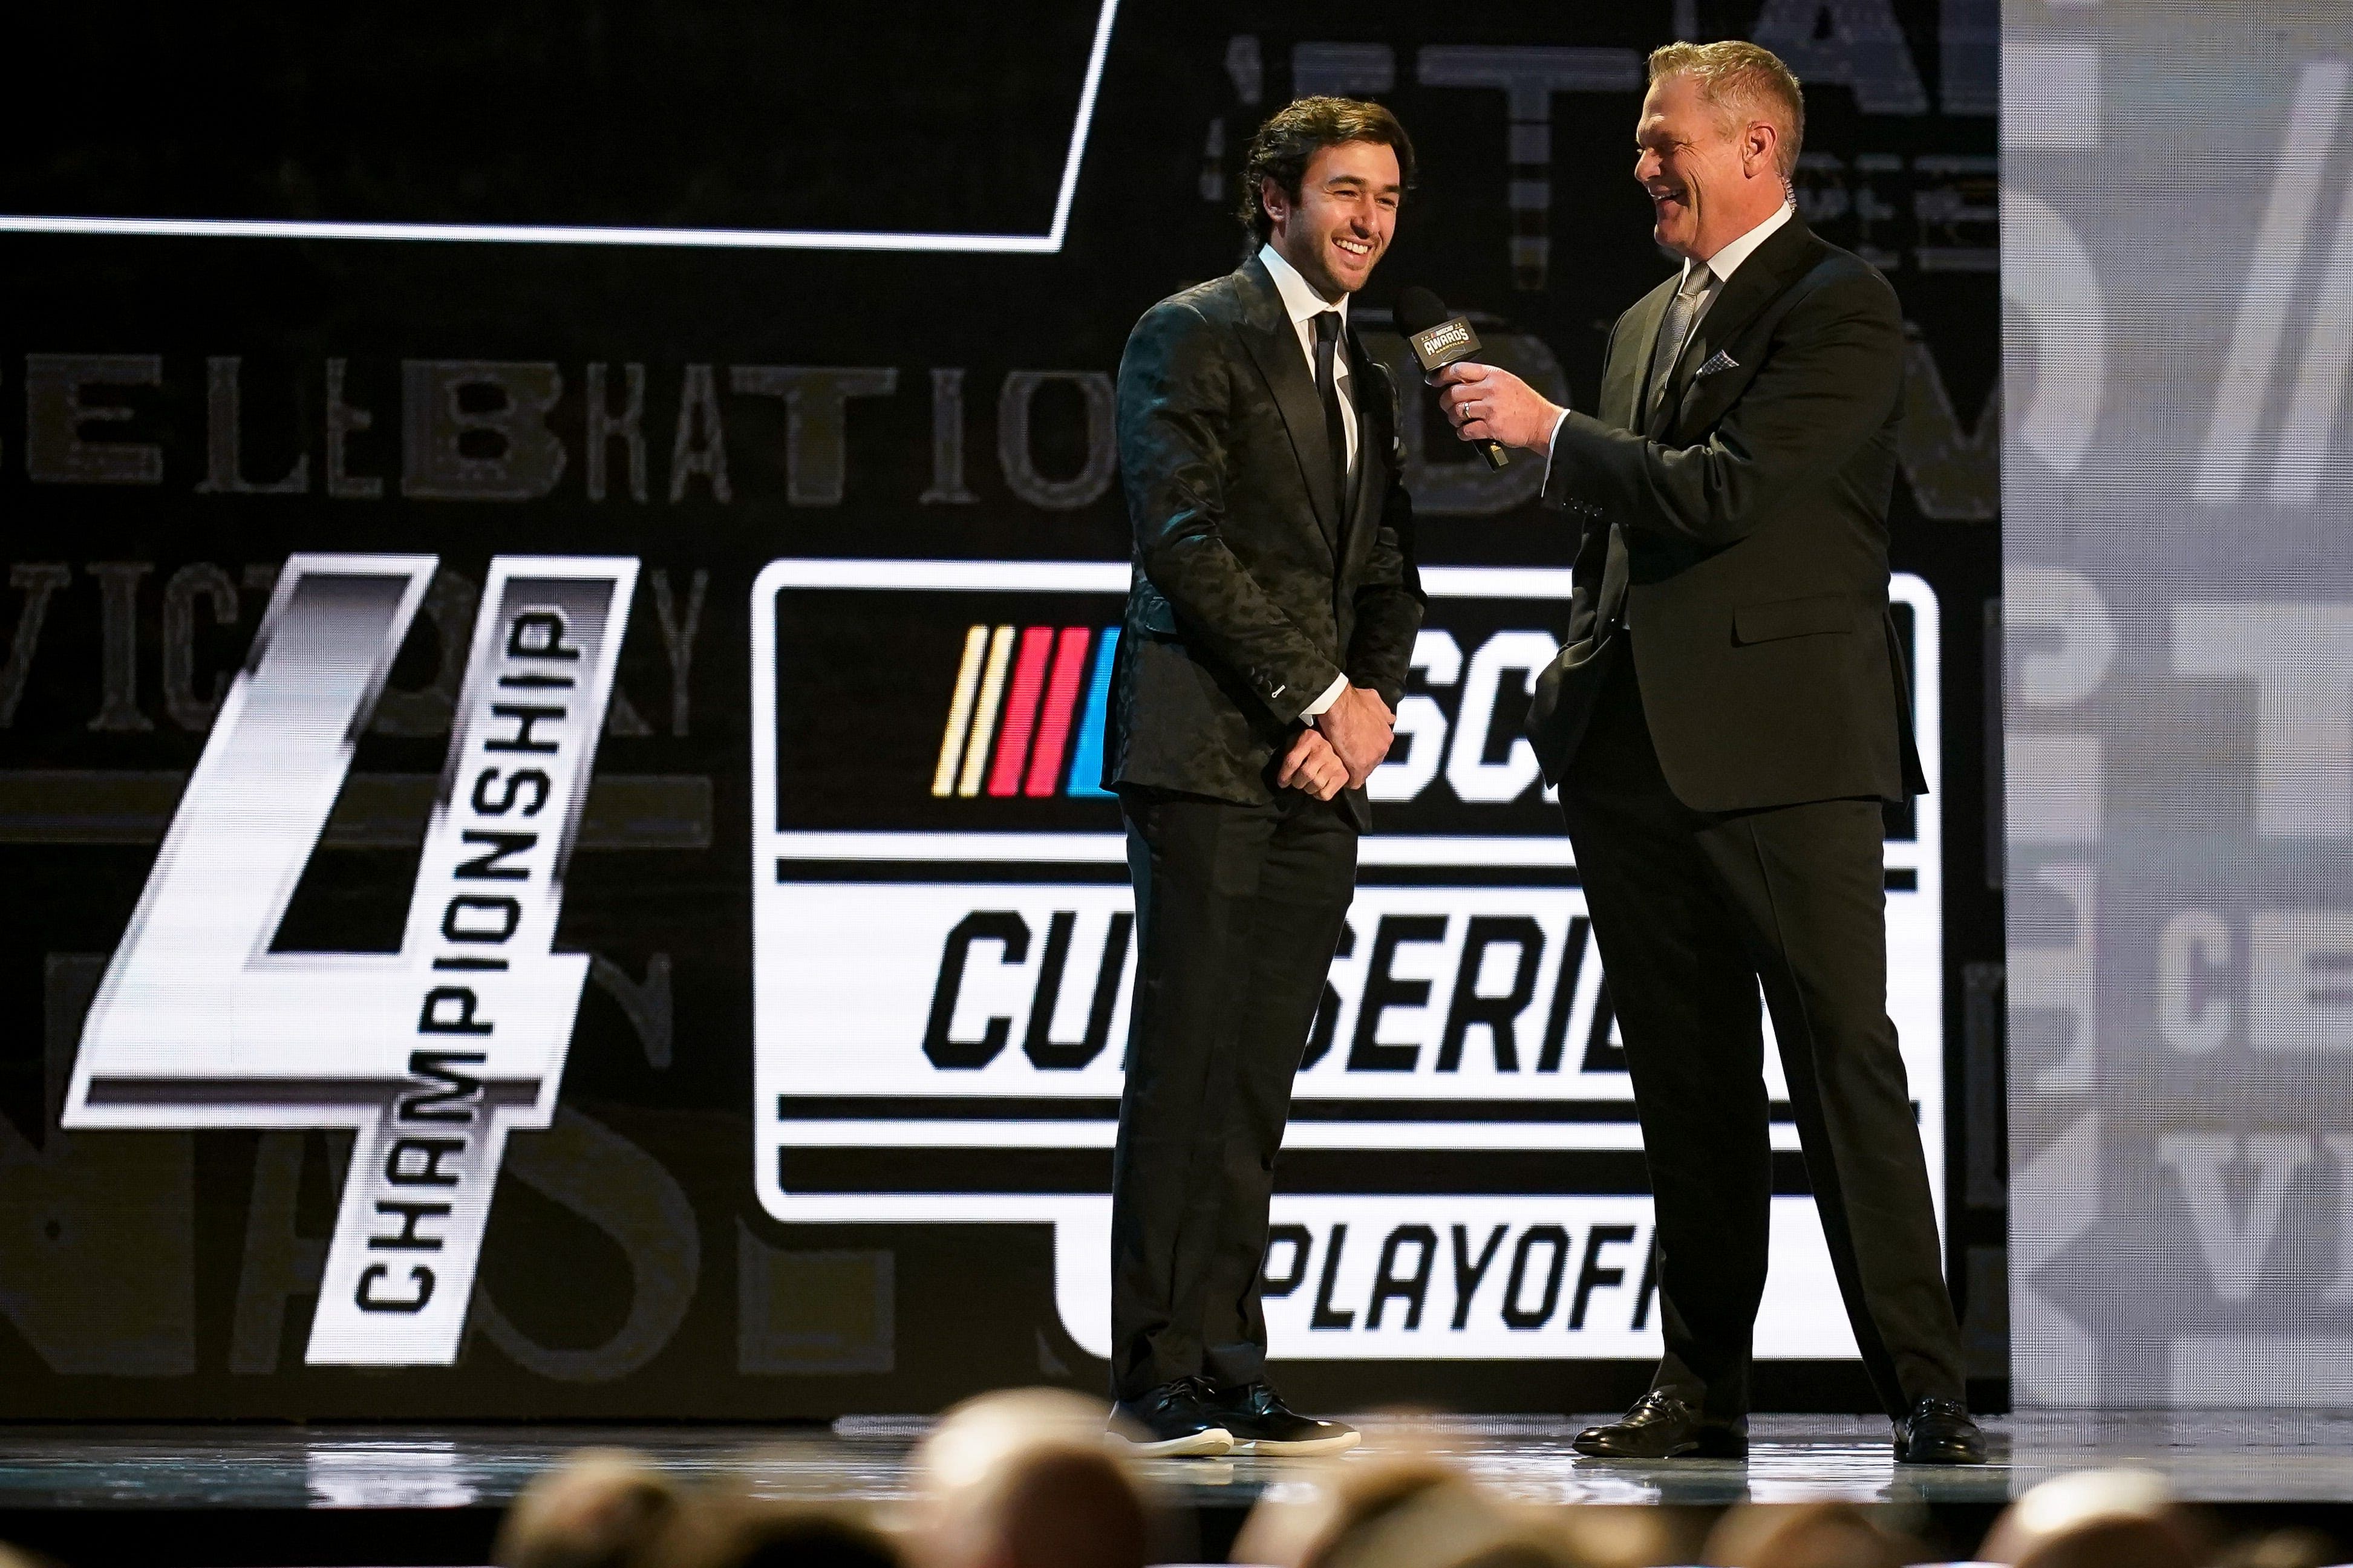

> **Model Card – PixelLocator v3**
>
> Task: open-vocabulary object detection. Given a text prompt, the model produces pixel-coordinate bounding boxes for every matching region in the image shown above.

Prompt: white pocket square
[1697,349,1738,377]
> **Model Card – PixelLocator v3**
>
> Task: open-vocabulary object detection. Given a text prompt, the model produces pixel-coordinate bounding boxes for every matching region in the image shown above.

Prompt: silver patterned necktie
[1645,266,1714,426]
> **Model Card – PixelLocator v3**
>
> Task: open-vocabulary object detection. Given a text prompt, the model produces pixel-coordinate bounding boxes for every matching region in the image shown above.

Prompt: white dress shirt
[1543,201,1795,465]
[1682,198,1795,304]
[1259,242,1360,473]
[1258,242,1357,720]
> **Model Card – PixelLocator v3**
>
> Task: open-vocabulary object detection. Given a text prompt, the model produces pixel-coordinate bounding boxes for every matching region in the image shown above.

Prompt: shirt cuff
[1538,406,1573,493]
[1301,672,1350,721]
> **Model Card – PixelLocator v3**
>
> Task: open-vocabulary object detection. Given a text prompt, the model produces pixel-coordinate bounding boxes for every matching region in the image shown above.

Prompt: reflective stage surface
[0,1412,2348,1514]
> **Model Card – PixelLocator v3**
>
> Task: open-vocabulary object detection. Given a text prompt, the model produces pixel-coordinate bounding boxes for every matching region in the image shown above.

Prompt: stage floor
[0,1412,2346,1514]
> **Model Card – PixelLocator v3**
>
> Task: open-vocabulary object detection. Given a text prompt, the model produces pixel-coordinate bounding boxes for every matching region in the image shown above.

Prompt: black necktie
[1312,310,1349,523]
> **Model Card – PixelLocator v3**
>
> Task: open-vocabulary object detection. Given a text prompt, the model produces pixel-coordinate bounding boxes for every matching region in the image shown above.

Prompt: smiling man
[1099,97,1423,1456]
[1433,43,1985,1465]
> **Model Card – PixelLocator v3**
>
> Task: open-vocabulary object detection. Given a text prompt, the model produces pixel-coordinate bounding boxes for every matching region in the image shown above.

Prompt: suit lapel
[1340,328,1382,557]
[1654,216,1823,435]
[1235,256,1342,555]
[1614,280,1674,431]
[1593,279,1677,629]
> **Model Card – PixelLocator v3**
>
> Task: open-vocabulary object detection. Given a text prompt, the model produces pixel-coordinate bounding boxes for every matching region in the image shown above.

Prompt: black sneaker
[1108,1376,1235,1457]
[1203,1381,1360,1455]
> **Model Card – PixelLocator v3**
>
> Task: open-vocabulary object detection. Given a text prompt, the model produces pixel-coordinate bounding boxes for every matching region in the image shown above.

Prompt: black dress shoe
[1109,1376,1233,1457]
[1203,1381,1360,1455]
[1893,1396,1987,1464]
[1572,1391,1748,1459]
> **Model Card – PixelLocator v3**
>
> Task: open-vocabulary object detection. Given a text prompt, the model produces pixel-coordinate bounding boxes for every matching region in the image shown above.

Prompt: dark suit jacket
[1103,254,1425,828]
[1526,215,1927,814]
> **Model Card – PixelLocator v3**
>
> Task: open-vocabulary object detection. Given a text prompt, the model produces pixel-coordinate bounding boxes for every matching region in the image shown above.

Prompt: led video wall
[0,0,1997,1415]
[2003,0,2353,1408]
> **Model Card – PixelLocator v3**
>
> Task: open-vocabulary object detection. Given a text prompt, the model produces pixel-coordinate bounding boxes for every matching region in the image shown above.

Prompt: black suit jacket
[1103,255,1425,827]
[1526,215,1927,813]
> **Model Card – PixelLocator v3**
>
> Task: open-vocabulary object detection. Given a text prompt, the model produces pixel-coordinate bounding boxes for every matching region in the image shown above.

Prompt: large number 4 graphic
[64,554,637,1365]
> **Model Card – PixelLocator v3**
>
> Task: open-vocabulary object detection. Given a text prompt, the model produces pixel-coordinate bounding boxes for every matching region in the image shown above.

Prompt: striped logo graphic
[930,624,1120,799]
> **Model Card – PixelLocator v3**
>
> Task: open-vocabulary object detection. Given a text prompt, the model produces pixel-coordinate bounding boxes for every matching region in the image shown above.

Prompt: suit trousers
[1109,785,1357,1400]
[1558,649,1963,1419]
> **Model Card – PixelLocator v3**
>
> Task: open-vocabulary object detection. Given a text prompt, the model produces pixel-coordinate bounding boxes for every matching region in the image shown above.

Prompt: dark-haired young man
[1100,96,1424,1456]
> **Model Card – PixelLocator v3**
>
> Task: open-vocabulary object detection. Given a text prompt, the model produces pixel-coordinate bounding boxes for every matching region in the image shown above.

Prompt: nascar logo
[932,623,1118,799]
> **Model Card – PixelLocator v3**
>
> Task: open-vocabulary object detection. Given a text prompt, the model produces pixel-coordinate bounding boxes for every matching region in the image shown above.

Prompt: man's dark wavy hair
[1237,96,1416,245]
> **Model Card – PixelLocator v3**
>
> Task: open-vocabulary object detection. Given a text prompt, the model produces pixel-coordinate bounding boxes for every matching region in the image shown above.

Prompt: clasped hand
[1279,685,1394,801]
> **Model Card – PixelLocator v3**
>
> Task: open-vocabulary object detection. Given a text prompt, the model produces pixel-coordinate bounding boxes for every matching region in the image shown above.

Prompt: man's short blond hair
[1648,41,1805,178]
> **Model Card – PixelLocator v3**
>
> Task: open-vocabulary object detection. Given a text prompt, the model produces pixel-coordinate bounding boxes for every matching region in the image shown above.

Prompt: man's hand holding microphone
[1434,362,1564,455]
[1396,285,1566,458]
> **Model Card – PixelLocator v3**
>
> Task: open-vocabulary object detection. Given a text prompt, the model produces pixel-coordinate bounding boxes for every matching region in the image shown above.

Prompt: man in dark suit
[1435,41,1983,1464]
[1101,96,1424,1456]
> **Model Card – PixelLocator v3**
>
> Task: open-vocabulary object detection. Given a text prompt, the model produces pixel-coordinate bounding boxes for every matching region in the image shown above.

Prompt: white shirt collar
[1682,201,1795,292]
[1259,242,1350,336]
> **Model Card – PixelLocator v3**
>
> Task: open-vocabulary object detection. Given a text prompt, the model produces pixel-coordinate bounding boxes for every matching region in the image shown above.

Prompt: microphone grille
[1394,286,1452,334]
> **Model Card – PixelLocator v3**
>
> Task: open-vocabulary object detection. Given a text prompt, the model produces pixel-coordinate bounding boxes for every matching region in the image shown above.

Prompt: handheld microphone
[1396,286,1508,470]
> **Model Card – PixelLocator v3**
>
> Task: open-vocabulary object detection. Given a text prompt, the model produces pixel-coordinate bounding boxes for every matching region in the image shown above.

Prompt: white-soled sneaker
[1109,1377,1238,1457]
[1204,1381,1361,1455]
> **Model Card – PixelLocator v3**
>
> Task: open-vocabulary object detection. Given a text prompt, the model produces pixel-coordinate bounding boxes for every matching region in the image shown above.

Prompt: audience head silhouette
[1705,1501,1910,1568]
[1981,1469,2208,1568]
[909,1387,1152,1568]
[495,1450,683,1568]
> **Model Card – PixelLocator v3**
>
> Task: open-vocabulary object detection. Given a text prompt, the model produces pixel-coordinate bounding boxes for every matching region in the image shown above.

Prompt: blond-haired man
[1437,41,1982,1465]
